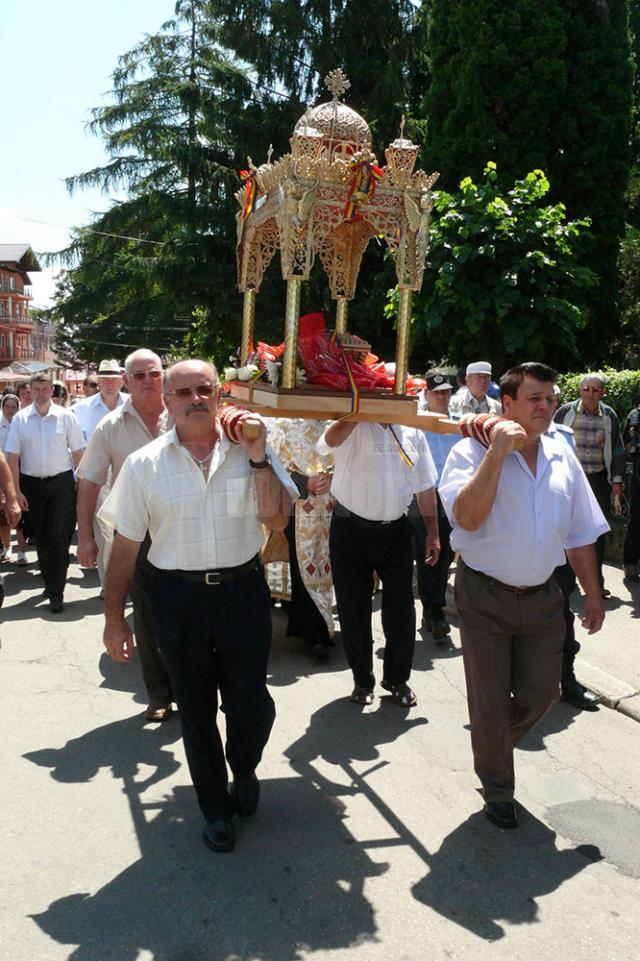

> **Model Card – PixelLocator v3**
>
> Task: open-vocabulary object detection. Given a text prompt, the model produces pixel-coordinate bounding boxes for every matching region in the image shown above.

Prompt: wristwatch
[249,455,271,469]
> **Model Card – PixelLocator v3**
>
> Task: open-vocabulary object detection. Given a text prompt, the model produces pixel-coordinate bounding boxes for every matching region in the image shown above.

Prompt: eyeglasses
[131,369,163,381]
[86,382,98,389]
[164,383,218,399]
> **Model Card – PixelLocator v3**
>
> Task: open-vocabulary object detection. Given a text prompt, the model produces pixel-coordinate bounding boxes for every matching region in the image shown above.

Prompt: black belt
[160,554,260,586]
[334,501,404,528]
[464,562,545,595]
[23,470,73,482]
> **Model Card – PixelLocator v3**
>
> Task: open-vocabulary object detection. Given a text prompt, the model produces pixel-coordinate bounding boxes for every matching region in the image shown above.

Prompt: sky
[0,0,177,307]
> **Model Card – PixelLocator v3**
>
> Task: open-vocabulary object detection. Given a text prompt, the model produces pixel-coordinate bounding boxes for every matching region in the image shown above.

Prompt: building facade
[0,244,42,367]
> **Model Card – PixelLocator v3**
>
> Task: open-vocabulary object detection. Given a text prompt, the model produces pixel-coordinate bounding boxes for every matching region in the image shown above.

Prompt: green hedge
[556,368,640,421]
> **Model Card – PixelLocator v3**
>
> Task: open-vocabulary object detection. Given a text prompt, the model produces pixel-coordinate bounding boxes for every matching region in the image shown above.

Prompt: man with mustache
[99,359,294,852]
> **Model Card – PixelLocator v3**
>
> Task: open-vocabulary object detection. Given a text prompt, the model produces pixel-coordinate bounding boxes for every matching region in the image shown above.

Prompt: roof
[0,244,42,282]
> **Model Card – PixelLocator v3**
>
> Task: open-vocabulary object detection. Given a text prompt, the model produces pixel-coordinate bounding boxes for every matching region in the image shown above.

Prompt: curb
[573,661,640,722]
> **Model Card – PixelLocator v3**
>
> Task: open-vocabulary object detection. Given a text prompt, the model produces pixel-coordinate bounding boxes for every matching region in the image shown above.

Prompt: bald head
[164,359,219,392]
[125,348,162,374]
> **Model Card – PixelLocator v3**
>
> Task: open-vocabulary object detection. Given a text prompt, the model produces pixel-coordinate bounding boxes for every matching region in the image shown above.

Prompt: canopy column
[394,287,412,395]
[282,278,302,388]
[240,289,256,364]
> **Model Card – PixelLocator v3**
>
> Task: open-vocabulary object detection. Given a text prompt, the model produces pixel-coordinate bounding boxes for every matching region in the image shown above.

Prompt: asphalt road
[2,552,639,961]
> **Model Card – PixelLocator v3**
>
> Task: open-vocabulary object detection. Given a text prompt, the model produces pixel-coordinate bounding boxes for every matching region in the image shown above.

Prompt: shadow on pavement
[412,807,602,940]
[28,774,384,961]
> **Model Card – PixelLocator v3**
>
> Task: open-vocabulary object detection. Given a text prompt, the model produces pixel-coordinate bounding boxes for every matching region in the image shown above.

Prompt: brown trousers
[456,561,565,803]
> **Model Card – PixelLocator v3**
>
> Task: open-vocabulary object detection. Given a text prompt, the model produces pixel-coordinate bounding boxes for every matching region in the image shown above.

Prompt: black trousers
[128,535,172,706]
[150,565,275,822]
[21,471,76,600]
[586,469,610,587]
[330,510,415,689]
[552,561,580,682]
[623,457,640,566]
[284,513,330,646]
[409,493,454,610]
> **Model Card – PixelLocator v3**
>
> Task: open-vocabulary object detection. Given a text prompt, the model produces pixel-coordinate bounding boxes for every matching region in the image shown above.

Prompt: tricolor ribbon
[337,347,361,421]
[343,160,384,223]
[386,425,415,467]
[240,169,259,221]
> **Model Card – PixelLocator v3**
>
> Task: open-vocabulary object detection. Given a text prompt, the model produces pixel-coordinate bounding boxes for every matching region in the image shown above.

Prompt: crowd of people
[0,352,637,850]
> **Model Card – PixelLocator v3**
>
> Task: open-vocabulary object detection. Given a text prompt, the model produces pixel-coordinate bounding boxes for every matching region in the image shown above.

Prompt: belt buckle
[205,571,221,586]
[513,585,528,594]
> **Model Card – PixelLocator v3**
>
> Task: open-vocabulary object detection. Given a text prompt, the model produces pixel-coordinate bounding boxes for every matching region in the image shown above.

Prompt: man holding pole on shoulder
[99,359,295,853]
[439,362,608,830]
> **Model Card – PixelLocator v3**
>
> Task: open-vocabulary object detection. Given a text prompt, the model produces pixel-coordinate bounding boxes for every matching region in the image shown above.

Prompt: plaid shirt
[571,402,605,474]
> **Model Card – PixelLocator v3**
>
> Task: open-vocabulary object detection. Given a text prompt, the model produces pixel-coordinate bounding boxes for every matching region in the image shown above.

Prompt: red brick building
[0,243,42,367]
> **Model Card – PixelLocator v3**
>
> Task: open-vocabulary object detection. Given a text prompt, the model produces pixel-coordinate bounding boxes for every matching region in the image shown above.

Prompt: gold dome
[294,101,372,155]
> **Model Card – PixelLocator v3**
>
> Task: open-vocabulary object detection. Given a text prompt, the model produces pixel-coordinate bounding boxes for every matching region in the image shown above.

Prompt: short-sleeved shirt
[438,433,609,587]
[5,402,85,477]
[76,396,167,487]
[99,427,293,570]
[316,422,437,521]
[72,391,125,442]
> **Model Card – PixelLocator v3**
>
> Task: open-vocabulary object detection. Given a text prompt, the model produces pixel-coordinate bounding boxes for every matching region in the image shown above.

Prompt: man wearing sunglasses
[76,349,172,721]
[98,359,295,853]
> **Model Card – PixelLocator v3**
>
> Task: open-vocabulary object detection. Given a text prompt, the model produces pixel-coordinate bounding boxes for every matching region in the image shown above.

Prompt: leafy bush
[556,368,640,420]
[410,164,596,372]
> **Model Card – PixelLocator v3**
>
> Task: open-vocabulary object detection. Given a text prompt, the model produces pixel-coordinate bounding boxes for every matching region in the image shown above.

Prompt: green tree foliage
[410,164,597,372]
[424,0,633,365]
[52,0,261,365]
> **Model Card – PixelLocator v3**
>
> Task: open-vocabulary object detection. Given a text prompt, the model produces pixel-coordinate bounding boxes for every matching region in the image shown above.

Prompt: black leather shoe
[234,773,260,817]
[49,597,64,613]
[430,605,451,641]
[485,801,518,829]
[561,678,600,711]
[203,817,235,852]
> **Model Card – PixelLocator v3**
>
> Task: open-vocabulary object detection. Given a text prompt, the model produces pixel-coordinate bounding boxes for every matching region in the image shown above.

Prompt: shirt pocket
[223,476,256,517]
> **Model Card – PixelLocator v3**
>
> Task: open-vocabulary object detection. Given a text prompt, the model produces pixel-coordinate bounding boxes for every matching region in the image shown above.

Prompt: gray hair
[580,373,605,389]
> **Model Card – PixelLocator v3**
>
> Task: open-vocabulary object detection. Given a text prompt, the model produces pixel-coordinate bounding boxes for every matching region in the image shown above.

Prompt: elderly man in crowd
[76,349,172,721]
[439,362,607,830]
[73,359,124,443]
[413,368,460,640]
[449,361,502,418]
[318,417,439,708]
[6,373,84,612]
[554,374,624,596]
[99,360,294,853]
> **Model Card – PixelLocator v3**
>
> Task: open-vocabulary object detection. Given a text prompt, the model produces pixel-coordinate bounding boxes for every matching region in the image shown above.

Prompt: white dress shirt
[99,426,297,570]
[5,403,85,477]
[73,391,125,442]
[316,422,437,521]
[438,434,609,586]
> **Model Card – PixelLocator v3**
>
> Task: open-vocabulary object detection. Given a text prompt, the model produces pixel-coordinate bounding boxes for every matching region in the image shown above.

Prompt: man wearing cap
[449,362,502,418]
[412,369,459,639]
[439,362,607,830]
[73,360,125,443]
[318,418,439,708]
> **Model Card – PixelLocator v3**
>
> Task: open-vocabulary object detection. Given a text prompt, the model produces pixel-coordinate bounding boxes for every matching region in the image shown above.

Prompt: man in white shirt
[99,359,294,853]
[76,349,171,722]
[449,361,502,418]
[72,359,124,442]
[6,373,85,612]
[439,362,607,830]
[318,420,439,708]
[72,358,125,588]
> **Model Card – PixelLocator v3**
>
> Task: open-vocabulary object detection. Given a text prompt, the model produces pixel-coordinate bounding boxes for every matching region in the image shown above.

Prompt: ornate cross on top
[324,68,351,100]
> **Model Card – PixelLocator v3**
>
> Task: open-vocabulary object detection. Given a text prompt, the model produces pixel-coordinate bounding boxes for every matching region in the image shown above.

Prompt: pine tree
[424,0,633,366]
[53,0,260,363]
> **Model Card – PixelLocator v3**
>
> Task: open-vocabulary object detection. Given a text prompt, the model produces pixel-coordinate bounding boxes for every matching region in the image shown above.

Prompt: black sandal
[351,685,375,705]
[381,680,417,707]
